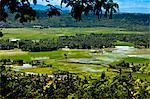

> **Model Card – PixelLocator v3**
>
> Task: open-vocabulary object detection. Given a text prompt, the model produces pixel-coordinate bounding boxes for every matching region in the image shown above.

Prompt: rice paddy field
[1,27,144,40]
[0,28,150,80]
[0,46,150,80]
[0,49,92,61]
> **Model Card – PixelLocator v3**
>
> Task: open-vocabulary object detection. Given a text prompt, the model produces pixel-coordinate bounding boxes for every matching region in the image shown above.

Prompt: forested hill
[0,11,149,32]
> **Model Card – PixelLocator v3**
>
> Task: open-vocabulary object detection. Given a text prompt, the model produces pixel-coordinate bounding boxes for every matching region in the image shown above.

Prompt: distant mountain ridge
[1,12,149,32]
[31,4,70,11]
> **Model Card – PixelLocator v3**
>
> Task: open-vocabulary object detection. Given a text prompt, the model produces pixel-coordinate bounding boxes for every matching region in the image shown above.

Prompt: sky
[115,0,150,13]
[34,0,150,13]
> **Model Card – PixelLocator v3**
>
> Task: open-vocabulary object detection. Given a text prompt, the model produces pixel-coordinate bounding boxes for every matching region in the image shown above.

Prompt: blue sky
[34,0,150,13]
[115,0,150,13]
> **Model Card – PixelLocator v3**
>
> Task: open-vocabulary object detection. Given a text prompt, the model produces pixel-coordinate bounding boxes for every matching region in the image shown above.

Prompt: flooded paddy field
[67,46,150,65]
[1,46,150,79]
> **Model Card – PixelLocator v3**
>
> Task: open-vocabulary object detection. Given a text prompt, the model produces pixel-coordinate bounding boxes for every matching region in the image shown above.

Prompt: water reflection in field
[79,67,103,72]
[68,46,150,65]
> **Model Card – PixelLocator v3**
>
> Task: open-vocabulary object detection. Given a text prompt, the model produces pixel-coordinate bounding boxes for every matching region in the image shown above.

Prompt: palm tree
[94,0,107,19]
[106,0,119,19]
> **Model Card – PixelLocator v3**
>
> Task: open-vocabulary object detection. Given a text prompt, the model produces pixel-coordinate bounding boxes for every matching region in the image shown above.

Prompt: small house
[9,38,20,43]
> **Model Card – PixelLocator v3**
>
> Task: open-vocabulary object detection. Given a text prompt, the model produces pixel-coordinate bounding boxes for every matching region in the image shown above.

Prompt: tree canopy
[0,0,119,22]
[1,68,150,98]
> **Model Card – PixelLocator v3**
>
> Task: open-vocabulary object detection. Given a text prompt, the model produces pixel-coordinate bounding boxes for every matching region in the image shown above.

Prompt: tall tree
[107,0,119,19]
[0,0,119,22]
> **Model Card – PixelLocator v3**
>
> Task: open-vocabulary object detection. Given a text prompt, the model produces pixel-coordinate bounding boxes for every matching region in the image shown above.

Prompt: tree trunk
[109,9,113,19]
[0,1,2,21]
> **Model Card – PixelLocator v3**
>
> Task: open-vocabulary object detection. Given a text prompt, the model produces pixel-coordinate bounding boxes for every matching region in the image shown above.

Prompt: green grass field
[1,27,144,40]
[0,49,92,61]
[124,57,150,63]
[112,41,135,46]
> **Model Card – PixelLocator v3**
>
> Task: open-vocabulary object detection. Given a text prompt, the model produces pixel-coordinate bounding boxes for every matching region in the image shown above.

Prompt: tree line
[0,33,149,51]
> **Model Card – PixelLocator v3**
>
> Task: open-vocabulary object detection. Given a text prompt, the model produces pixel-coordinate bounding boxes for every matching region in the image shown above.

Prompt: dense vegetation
[0,2,149,97]
[0,33,149,51]
[1,13,150,31]
[1,66,150,98]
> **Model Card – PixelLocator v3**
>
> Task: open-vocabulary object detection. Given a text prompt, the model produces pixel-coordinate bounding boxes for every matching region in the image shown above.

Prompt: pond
[68,58,101,64]
[79,67,103,72]
[128,55,150,59]
[14,64,36,71]
[112,46,137,53]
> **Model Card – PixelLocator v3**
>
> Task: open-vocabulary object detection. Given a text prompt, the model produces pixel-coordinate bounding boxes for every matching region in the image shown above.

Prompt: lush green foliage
[0,67,150,98]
